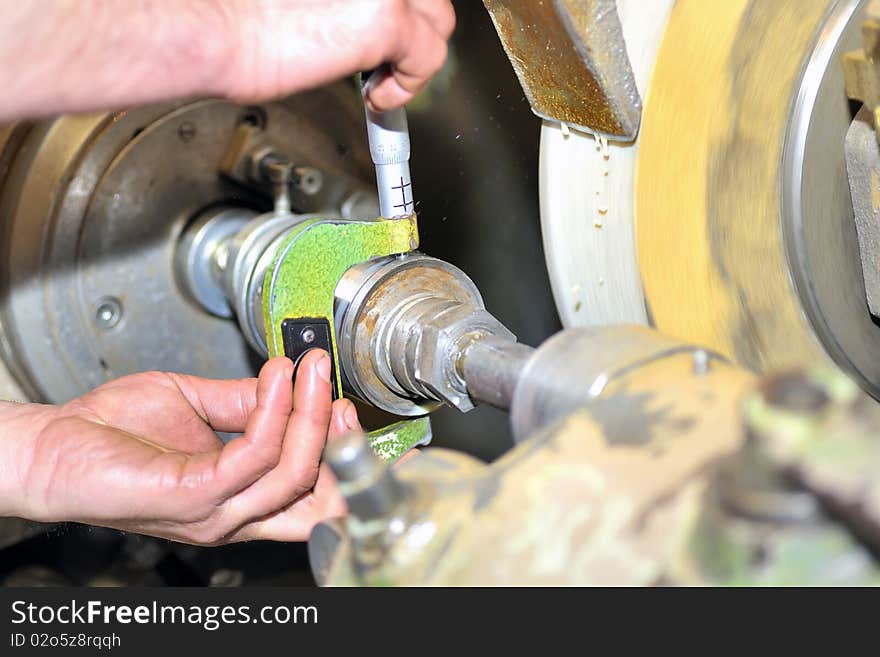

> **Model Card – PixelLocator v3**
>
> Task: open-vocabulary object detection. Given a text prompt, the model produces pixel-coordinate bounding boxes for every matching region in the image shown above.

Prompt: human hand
[1,350,360,545]
[0,0,456,121]
[225,0,457,112]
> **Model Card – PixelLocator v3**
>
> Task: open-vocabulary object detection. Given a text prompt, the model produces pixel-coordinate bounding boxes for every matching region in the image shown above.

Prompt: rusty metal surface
[750,368,880,554]
[483,0,641,140]
[319,328,756,585]
[336,254,517,415]
[319,341,880,585]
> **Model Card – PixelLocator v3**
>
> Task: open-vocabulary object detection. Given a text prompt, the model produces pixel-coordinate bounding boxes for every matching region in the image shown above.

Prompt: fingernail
[316,354,332,383]
[344,403,361,431]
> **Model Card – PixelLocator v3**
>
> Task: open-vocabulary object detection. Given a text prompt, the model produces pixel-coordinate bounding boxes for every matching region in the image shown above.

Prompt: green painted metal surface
[261,215,430,460]
[366,417,432,462]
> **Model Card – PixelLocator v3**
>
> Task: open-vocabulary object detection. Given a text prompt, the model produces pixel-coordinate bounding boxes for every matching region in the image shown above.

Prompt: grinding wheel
[540,0,880,396]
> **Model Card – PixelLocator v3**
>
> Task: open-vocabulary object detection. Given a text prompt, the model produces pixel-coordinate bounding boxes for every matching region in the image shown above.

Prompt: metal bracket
[262,214,431,460]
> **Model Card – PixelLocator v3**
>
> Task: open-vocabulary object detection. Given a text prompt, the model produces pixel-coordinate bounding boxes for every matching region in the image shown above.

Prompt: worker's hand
[227,0,457,112]
[0,0,455,122]
[0,350,360,545]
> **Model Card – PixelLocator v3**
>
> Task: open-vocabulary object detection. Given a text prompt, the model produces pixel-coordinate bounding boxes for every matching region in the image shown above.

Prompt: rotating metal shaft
[460,337,533,411]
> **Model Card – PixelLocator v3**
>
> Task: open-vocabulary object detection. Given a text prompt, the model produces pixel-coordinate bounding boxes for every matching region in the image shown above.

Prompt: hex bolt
[94,297,123,330]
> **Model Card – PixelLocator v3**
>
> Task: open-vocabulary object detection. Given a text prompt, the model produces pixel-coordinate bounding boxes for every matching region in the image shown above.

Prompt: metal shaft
[335,254,519,415]
[461,337,534,411]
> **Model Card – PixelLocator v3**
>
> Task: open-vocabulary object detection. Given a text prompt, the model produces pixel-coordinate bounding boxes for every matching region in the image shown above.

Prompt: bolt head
[416,306,515,412]
[94,297,123,330]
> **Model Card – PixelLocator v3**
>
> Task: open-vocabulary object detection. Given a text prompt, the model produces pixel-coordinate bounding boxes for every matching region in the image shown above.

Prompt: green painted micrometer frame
[261,215,431,461]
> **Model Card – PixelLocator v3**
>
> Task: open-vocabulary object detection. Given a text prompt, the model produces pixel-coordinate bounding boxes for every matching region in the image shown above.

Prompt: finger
[209,357,295,498]
[166,373,259,433]
[85,358,293,523]
[328,402,348,440]
[231,462,347,543]
[367,19,448,111]
[395,447,421,467]
[282,349,334,476]
[329,399,361,439]
[223,350,333,524]
[410,0,456,39]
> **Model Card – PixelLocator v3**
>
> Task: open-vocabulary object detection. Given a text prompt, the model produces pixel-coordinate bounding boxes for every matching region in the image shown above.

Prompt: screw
[260,154,294,185]
[94,297,123,330]
[301,327,316,344]
[294,167,323,196]
[178,122,197,142]
[692,349,710,375]
[258,153,295,215]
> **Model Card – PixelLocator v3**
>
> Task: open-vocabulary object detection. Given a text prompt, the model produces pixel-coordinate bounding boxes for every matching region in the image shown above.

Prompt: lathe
[4,0,880,586]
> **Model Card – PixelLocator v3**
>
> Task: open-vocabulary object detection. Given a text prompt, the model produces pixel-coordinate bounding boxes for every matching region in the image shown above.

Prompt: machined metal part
[315,326,763,586]
[218,213,302,355]
[326,432,407,520]
[335,254,517,415]
[362,73,414,219]
[176,207,257,318]
[460,337,533,411]
[226,211,435,461]
[483,0,641,140]
[219,113,377,221]
[261,217,420,396]
[0,87,374,402]
[845,105,880,318]
[317,326,880,585]
[324,432,413,576]
[510,325,728,442]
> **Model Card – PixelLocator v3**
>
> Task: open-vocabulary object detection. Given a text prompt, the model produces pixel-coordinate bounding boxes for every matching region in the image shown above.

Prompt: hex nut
[414,305,515,412]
